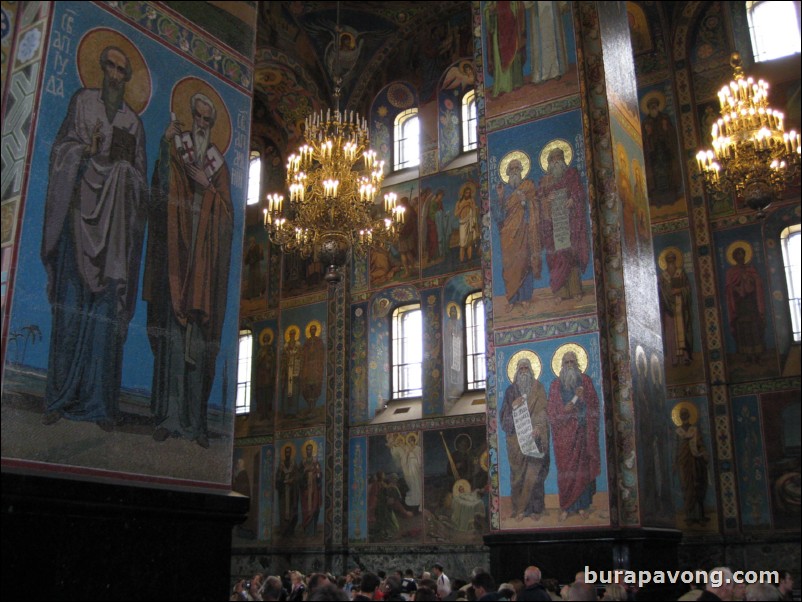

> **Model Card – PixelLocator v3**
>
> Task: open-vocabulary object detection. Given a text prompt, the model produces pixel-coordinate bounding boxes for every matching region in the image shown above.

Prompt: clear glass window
[781,224,801,342]
[747,1,801,62]
[236,329,253,414]
[247,150,262,206]
[394,109,420,171]
[462,89,478,152]
[465,291,486,390]
[392,304,422,398]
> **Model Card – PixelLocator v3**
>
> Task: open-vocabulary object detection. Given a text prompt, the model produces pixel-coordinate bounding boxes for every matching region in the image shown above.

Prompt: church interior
[1,1,800,600]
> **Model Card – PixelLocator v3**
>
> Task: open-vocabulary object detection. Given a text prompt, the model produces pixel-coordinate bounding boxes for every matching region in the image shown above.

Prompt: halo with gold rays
[77,28,151,114]
[446,302,461,320]
[170,76,232,153]
[281,442,297,462]
[539,138,573,172]
[726,240,753,265]
[259,327,275,346]
[284,324,300,343]
[302,438,319,458]
[305,319,323,339]
[658,246,684,271]
[551,343,589,376]
[671,401,699,426]
[507,350,542,383]
[499,150,531,183]
[406,432,420,447]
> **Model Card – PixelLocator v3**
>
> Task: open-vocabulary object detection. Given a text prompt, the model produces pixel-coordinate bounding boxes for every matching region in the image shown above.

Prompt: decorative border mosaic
[348,411,486,438]
[494,316,599,346]
[486,95,582,133]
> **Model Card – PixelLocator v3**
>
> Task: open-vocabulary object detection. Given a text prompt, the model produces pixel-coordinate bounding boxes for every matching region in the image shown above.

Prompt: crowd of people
[231,564,796,602]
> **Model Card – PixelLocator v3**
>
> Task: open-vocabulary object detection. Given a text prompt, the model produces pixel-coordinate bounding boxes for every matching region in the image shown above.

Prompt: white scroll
[549,188,571,251]
[512,397,544,458]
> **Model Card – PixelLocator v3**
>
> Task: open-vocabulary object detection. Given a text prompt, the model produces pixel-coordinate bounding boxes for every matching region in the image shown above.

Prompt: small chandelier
[263,6,404,284]
[696,52,800,217]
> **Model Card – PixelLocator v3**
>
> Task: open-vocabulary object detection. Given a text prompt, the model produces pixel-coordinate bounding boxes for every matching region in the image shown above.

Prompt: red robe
[547,373,601,510]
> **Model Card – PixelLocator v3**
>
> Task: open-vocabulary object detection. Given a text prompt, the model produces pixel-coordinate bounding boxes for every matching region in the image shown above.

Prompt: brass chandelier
[696,52,800,216]
[263,5,404,284]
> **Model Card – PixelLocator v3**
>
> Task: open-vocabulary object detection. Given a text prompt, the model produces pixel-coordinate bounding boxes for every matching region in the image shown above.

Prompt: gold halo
[726,240,753,265]
[635,345,647,375]
[280,442,297,462]
[658,246,684,271]
[259,327,275,346]
[671,401,699,426]
[539,139,573,172]
[284,324,300,343]
[302,439,319,458]
[446,302,461,320]
[640,90,666,114]
[406,432,420,447]
[499,150,531,183]
[305,319,323,339]
[459,181,477,199]
[395,433,407,446]
[479,449,489,472]
[507,350,542,383]
[551,343,589,376]
[452,478,472,497]
[76,28,151,114]
[170,77,232,154]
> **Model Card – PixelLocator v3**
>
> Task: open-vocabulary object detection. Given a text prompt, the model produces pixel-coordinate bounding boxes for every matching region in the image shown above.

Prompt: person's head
[733,246,746,265]
[449,305,458,319]
[574,571,586,584]
[666,251,677,266]
[308,573,331,592]
[306,443,314,458]
[680,408,691,425]
[414,587,437,601]
[706,567,734,601]
[308,584,350,601]
[360,573,381,595]
[601,583,627,601]
[470,572,496,599]
[190,93,216,155]
[547,148,567,180]
[647,96,660,117]
[523,566,541,587]
[100,46,131,104]
[777,570,794,595]
[263,576,284,601]
[290,571,305,588]
[566,582,596,601]
[461,186,473,200]
[513,358,535,393]
[506,160,523,188]
[383,575,403,599]
[431,563,444,578]
[560,352,582,391]
[745,583,782,601]
[283,445,292,461]
[236,457,246,472]
[497,583,515,600]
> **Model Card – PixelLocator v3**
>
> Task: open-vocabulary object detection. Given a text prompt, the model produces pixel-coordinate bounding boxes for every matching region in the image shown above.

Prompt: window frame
[236,329,253,414]
[391,303,423,399]
[780,223,801,343]
[246,149,262,206]
[394,109,420,171]
[465,291,486,391]
[461,89,478,153]
[746,1,802,63]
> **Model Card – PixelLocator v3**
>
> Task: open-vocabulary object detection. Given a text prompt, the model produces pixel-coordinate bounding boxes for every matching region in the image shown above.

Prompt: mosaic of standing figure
[278,305,327,428]
[274,437,324,545]
[482,1,579,118]
[760,390,801,530]
[731,395,771,528]
[488,112,594,324]
[495,336,608,529]
[250,323,278,434]
[714,227,777,382]
[2,1,251,485]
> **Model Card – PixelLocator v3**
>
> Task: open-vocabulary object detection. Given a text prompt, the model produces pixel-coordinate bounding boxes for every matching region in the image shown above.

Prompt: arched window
[461,89,478,152]
[747,1,801,62]
[780,223,801,342]
[465,291,486,390]
[392,304,422,398]
[394,109,420,171]
[236,329,253,414]
[246,150,262,206]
